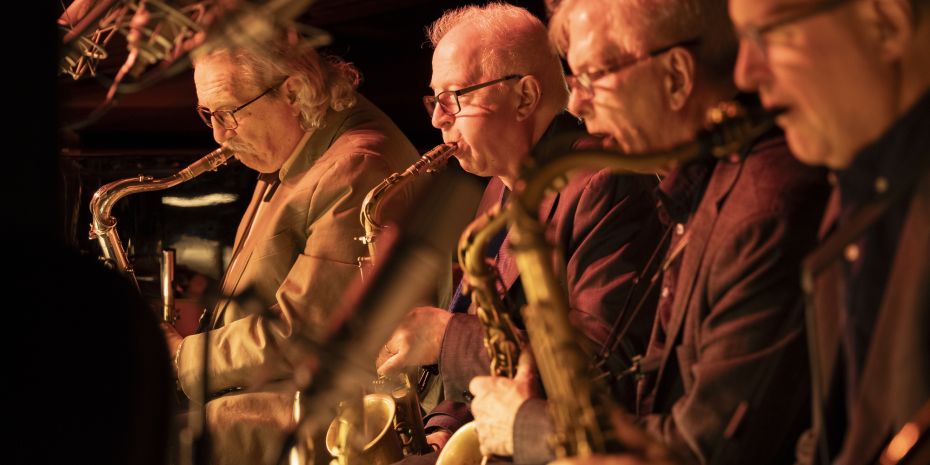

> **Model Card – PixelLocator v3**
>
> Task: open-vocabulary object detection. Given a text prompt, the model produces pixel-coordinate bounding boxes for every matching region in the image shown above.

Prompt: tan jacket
[177,95,421,465]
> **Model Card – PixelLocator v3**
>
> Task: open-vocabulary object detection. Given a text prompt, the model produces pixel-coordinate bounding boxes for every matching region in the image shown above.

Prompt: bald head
[428,2,568,113]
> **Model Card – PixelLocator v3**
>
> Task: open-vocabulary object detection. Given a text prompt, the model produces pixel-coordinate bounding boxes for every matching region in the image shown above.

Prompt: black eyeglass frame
[423,74,525,116]
[566,38,701,98]
[738,0,855,57]
[196,77,289,130]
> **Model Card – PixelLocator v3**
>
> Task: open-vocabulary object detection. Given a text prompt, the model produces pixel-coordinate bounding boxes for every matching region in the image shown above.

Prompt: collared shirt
[832,88,930,405]
[649,158,715,352]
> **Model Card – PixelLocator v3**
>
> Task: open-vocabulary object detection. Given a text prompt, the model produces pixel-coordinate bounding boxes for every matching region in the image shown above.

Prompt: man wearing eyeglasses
[376,3,665,462]
[543,0,831,464]
[158,34,422,465]
[731,0,930,464]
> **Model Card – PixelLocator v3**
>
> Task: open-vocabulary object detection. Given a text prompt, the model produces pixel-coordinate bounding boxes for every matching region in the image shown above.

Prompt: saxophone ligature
[446,102,778,462]
[89,146,234,322]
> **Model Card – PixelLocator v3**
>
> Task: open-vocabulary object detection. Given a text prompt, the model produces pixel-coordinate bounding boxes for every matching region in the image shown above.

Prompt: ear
[281,75,301,113]
[515,75,543,121]
[660,47,695,112]
[864,0,913,62]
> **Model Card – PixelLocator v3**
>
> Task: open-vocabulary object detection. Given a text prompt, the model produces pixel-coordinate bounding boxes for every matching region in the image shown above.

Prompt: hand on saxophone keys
[377,306,452,377]
[469,351,541,457]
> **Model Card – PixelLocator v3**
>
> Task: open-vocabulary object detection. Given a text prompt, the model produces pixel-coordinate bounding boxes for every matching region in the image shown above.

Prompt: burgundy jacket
[637,131,830,465]
[412,167,665,465]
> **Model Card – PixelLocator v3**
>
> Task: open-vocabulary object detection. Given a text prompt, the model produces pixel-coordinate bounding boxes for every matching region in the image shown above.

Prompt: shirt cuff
[513,398,555,465]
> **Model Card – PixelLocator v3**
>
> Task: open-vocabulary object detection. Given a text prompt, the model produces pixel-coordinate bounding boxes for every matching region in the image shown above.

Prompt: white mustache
[224,139,257,156]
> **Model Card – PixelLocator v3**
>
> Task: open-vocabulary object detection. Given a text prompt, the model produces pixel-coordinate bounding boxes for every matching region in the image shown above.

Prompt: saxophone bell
[323,142,458,465]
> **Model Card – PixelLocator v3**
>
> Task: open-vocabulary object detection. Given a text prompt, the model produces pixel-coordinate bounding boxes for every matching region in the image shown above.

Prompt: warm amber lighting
[880,422,919,465]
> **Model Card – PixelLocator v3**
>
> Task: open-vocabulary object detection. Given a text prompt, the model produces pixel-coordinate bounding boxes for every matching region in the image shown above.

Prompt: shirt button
[661,286,670,298]
[675,223,685,235]
[844,244,860,262]
[874,176,889,194]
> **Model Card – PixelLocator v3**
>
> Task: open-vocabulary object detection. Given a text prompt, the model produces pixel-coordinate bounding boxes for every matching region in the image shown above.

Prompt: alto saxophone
[455,102,777,460]
[435,204,523,465]
[358,143,458,272]
[326,143,457,464]
[89,146,234,322]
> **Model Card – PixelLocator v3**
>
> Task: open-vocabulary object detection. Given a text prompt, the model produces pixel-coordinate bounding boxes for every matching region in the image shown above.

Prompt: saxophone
[435,204,524,465]
[358,143,458,272]
[89,146,234,322]
[326,143,457,464]
[451,102,777,460]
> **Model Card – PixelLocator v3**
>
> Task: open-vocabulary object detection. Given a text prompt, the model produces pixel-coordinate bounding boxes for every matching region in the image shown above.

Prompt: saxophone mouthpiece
[700,100,784,160]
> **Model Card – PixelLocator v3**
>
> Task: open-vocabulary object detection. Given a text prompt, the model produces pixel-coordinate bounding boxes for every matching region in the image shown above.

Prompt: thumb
[468,376,494,398]
[514,350,538,396]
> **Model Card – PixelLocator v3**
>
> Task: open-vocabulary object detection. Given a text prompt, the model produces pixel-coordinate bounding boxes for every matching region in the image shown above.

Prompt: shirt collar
[837,88,930,208]
[655,158,715,225]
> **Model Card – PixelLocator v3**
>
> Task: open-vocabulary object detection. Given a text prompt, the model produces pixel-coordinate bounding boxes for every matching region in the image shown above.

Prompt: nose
[430,104,453,130]
[212,123,235,145]
[567,88,591,120]
[733,38,770,93]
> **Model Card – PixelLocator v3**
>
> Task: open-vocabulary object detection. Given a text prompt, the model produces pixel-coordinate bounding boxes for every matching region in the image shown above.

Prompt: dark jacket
[637,130,830,465]
[803,90,930,465]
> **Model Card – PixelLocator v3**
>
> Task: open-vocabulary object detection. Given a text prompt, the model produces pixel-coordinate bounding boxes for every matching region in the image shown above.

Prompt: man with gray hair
[159,33,422,465]
[377,2,665,462]
[534,0,831,463]
[731,0,930,463]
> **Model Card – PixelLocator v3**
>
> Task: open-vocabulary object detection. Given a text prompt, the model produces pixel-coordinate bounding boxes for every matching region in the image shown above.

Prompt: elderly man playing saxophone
[158,33,423,465]
[376,3,666,463]
[474,0,832,463]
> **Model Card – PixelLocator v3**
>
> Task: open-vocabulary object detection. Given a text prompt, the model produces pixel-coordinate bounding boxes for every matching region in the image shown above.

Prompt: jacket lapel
[651,158,743,402]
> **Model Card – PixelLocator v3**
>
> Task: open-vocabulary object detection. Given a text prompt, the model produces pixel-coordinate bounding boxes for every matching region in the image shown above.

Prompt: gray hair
[193,36,360,130]
[550,0,737,81]
[427,2,569,111]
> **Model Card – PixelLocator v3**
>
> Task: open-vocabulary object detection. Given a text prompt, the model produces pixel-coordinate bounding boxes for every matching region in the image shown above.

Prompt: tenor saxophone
[326,143,457,465]
[449,102,777,460]
[435,204,523,465]
[89,146,234,322]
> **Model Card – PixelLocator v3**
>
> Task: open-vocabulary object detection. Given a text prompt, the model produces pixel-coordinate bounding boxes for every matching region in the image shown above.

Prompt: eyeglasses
[738,0,854,58]
[423,74,525,116]
[567,38,700,100]
[196,77,288,130]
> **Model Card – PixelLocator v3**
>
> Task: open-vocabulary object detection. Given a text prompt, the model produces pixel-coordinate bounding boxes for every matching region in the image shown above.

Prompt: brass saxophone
[89,146,234,322]
[449,102,777,461]
[326,143,457,464]
[435,204,523,465]
[358,143,458,272]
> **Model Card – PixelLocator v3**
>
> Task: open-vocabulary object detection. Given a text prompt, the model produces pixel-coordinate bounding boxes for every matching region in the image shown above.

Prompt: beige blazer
[177,95,423,465]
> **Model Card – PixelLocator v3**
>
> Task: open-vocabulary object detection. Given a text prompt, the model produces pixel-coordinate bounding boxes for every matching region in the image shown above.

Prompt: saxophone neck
[88,147,234,304]
[358,143,459,263]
